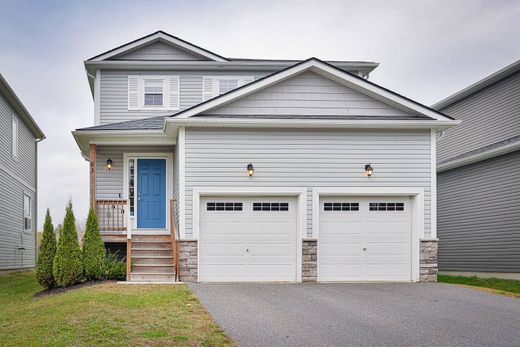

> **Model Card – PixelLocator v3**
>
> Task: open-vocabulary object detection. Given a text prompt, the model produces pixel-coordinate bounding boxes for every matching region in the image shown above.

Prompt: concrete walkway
[189,283,520,347]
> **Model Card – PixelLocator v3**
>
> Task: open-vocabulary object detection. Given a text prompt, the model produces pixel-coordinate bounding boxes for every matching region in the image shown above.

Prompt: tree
[53,201,84,287]
[82,208,105,280]
[36,209,56,289]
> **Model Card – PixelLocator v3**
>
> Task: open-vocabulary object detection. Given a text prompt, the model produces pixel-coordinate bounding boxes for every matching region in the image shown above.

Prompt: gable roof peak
[87,31,228,62]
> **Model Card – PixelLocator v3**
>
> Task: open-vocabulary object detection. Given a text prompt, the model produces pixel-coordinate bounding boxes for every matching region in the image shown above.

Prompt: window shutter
[242,76,255,85]
[127,76,140,110]
[168,76,180,110]
[202,76,215,101]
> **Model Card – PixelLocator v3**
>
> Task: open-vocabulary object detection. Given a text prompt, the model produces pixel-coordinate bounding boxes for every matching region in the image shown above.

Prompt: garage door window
[253,202,289,211]
[369,202,404,211]
[323,202,359,211]
[206,202,243,211]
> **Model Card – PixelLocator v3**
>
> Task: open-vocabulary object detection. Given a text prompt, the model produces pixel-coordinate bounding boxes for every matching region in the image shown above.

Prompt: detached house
[73,31,458,283]
[435,60,520,279]
[0,73,45,272]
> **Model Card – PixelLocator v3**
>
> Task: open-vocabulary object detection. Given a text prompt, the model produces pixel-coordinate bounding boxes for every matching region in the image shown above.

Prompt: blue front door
[137,159,166,229]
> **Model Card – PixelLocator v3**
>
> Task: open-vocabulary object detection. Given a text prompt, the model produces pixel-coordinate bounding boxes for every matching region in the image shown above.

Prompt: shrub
[36,209,56,289]
[53,201,84,287]
[82,208,105,280]
[103,251,127,281]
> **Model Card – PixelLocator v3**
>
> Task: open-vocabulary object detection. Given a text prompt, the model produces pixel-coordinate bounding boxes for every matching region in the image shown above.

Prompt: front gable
[204,71,420,118]
[172,58,454,122]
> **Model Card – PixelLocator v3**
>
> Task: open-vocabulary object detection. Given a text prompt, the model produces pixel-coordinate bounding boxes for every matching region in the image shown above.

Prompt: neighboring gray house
[0,73,45,272]
[73,31,458,283]
[435,59,520,279]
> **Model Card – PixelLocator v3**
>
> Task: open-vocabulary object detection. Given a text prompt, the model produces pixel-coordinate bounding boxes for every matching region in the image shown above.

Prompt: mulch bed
[34,280,115,298]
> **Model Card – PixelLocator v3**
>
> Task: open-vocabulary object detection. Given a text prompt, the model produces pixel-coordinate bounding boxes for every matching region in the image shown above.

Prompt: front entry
[137,159,166,229]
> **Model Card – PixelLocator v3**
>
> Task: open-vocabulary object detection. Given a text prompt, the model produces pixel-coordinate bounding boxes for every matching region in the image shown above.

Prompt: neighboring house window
[12,116,18,158]
[144,80,164,106]
[24,194,31,230]
[202,76,254,101]
[127,75,179,111]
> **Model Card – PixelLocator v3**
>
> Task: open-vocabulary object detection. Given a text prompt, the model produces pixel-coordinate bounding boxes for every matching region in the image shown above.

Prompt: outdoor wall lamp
[106,159,113,170]
[247,163,254,177]
[364,163,373,177]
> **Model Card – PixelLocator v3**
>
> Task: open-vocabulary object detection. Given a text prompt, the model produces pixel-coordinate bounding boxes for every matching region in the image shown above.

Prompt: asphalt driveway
[189,283,520,347]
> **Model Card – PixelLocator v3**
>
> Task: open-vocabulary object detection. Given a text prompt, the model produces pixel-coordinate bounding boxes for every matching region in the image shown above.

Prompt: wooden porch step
[132,242,172,250]
[132,249,173,257]
[131,265,175,274]
[130,273,176,282]
[132,256,173,265]
[132,235,171,242]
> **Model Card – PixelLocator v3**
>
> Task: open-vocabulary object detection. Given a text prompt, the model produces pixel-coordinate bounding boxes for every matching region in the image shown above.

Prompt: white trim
[430,129,437,239]
[171,59,454,122]
[166,117,460,132]
[23,191,32,232]
[191,186,307,283]
[438,140,520,172]
[178,127,186,239]
[94,69,101,125]
[123,153,173,234]
[130,75,180,111]
[312,187,425,282]
[89,32,227,62]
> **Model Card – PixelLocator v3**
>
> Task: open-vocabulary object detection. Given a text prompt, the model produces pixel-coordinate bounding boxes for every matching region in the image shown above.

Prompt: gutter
[164,117,461,132]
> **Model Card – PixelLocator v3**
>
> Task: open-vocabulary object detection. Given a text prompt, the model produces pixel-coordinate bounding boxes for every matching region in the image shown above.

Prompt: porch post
[89,144,96,209]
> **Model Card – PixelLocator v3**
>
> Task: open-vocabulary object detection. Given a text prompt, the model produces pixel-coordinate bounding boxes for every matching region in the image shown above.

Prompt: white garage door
[319,196,412,282]
[199,197,298,282]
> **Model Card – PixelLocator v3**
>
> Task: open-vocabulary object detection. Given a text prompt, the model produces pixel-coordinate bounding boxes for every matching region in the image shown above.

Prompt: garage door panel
[319,196,412,282]
[199,196,297,282]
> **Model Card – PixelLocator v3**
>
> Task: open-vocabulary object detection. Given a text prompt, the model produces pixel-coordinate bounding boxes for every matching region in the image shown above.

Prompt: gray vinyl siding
[437,70,520,163]
[208,72,412,117]
[184,128,432,238]
[112,41,208,61]
[437,151,520,272]
[0,93,37,270]
[99,70,266,125]
[95,145,174,199]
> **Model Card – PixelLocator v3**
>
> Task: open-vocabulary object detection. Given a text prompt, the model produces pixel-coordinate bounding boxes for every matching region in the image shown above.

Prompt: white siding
[99,70,266,125]
[112,41,208,61]
[207,72,412,117]
[184,128,432,238]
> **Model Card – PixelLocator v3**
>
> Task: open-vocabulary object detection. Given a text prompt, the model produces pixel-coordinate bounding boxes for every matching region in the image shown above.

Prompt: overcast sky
[1,0,519,229]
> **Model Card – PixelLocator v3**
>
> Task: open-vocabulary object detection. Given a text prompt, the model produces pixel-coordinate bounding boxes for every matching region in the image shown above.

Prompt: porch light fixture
[364,164,373,177]
[247,163,254,177]
[106,159,113,170]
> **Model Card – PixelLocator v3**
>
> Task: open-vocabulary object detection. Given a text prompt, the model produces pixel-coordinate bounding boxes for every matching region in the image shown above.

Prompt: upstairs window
[128,75,179,111]
[24,194,31,230]
[144,80,163,106]
[12,117,18,158]
[202,76,254,101]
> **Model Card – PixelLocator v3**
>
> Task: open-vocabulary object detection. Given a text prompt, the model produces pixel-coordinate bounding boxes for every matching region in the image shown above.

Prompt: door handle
[246,248,249,252]
[363,248,367,251]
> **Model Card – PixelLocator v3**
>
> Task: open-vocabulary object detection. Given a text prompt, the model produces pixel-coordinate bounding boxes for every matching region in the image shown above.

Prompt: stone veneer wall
[420,240,438,282]
[302,240,317,282]
[179,240,198,282]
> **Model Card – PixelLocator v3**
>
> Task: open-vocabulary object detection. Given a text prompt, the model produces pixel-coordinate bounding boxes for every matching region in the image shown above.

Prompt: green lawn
[0,271,233,346]
[438,274,520,297]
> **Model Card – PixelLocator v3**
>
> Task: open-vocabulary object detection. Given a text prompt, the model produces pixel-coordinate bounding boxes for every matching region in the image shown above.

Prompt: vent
[253,202,289,211]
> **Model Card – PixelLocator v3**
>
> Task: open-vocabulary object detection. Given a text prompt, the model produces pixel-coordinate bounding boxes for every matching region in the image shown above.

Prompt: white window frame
[128,75,180,111]
[202,76,254,101]
[23,193,31,231]
[12,116,18,159]
[143,79,165,107]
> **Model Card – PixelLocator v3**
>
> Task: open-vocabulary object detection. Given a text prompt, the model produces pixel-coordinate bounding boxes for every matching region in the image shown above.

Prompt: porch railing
[96,200,128,232]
